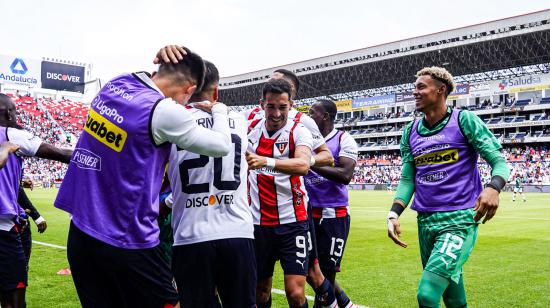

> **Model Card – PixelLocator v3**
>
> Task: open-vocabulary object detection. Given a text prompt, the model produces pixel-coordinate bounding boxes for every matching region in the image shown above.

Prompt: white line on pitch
[33,241,370,307]
[32,240,67,250]
[271,289,369,308]
[350,209,550,221]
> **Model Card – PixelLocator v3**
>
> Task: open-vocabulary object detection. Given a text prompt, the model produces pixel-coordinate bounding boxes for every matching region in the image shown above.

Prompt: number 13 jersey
[167,107,253,246]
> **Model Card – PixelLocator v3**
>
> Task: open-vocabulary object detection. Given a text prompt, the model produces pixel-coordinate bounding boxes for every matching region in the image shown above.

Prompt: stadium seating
[5,92,550,187]
[353,146,550,185]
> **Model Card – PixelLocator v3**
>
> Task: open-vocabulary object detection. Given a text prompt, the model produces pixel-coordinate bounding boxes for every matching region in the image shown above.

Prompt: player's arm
[459,111,510,223]
[310,133,358,184]
[152,99,231,157]
[310,156,355,184]
[312,143,334,167]
[247,124,313,176]
[7,128,71,163]
[301,115,334,167]
[0,142,19,168]
[246,145,311,176]
[18,186,47,233]
[387,122,415,248]
[35,143,72,163]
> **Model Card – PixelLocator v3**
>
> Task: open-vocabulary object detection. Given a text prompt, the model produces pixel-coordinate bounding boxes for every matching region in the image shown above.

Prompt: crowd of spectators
[5,93,550,188]
[352,146,550,186]
[9,94,79,185]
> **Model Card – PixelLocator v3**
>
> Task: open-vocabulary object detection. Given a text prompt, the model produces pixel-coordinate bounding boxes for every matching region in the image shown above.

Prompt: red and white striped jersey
[241,106,263,121]
[311,206,350,219]
[247,118,313,226]
[245,108,325,150]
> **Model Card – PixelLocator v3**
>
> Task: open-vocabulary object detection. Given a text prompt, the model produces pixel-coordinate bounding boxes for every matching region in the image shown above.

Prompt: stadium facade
[219,9,550,154]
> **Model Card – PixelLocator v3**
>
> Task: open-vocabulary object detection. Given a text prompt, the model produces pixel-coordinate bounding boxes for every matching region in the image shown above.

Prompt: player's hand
[193,101,216,114]
[474,187,500,224]
[153,45,187,64]
[387,218,407,248]
[1,142,19,153]
[21,178,33,190]
[246,151,267,170]
[36,220,47,233]
[18,218,29,232]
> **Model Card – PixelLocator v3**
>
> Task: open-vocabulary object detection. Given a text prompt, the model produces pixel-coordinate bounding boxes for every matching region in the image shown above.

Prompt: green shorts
[417,208,479,283]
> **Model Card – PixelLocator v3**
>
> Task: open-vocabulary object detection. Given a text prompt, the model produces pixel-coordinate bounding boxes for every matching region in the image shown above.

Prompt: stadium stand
[352,147,550,186]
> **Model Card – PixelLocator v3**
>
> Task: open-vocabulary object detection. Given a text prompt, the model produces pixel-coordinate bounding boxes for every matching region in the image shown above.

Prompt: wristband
[34,216,45,225]
[265,158,276,169]
[485,175,506,193]
[387,211,399,220]
[309,156,316,167]
[389,202,405,217]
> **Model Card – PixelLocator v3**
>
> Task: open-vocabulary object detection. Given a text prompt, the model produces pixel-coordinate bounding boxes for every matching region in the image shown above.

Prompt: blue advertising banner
[352,94,395,111]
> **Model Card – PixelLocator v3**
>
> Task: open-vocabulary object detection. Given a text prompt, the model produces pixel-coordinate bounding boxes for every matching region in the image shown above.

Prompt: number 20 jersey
[167,108,253,246]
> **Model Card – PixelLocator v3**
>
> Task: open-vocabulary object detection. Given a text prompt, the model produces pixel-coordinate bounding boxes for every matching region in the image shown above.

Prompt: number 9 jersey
[166,107,254,246]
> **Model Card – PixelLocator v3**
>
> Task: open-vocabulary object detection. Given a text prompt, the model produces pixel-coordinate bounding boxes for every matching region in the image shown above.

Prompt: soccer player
[386,67,510,308]
[268,69,339,308]
[0,93,72,308]
[165,60,255,307]
[155,45,337,304]
[512,174,526,202]
[242,69,297,121]
[18,186,48,271]
[153,46,333,167]
[55,48,233,308]
[247,78,313,308]
[305,99,359,308]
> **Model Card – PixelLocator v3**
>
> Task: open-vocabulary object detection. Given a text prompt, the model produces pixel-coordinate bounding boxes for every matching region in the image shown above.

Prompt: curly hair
[416,66,455,97]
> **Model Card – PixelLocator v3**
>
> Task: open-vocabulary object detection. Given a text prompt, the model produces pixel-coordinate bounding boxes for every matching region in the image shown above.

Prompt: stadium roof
[218,9,550,106]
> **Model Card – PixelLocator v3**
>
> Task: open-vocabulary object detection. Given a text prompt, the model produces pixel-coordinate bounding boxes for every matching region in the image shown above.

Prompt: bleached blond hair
[416,66,455,97]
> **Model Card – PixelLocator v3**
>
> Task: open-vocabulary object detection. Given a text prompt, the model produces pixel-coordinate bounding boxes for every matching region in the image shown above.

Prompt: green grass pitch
[23,189,550,307]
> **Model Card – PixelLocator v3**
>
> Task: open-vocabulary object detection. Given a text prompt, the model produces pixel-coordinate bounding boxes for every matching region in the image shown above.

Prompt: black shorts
[254,221,309,278]
[314,215,351,272]
[307,204,319,267]
[172,238,256,308]
[0,226,28,292]
[67,222,178,308]
[20,223,32,271]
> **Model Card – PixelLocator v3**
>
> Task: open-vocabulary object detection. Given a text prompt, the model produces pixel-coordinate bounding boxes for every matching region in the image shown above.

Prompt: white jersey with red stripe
[241,106,263,121]
[247,118,313,226]
[311,206,350,219]
[246,108,325,151]
[287,109,325,150]
[167,106,253,245]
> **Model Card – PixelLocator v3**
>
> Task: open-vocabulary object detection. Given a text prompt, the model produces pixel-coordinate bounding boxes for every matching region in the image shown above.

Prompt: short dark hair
[191,60,219,101]
[273,68,300,94]
[317,98,337,121]
[158,47,206,92]
[262,78,292,100]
